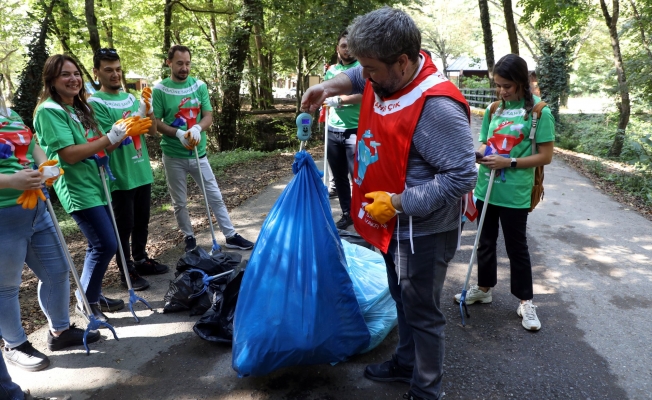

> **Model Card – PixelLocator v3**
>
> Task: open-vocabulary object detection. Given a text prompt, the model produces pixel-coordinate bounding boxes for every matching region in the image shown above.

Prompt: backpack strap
[488,101,501,120]
[529,101,547,155]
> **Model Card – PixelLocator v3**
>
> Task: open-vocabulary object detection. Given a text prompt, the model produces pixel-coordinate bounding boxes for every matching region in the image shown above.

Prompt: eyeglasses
[97,48,117,55]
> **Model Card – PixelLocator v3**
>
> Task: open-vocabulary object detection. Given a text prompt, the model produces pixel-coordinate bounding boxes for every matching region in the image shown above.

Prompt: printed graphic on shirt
[354,130,380,186]
[170,97,201,130]
[487,121,525,155]
[0,117,33,165]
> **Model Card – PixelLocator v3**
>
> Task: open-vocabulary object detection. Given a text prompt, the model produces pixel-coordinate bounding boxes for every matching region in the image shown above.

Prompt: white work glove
[107,121,127,145]
[176,129,192,150]
[323,96,342,108]
[188,124,202,145]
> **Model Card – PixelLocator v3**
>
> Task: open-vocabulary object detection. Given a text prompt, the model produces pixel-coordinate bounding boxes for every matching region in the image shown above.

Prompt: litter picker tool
[186,269,234,299]
[323,106,329,185]
[296,112,313,152]
[97,163,152,322]
[192,148,222,255]
[459,168,496,327]
[41,167,119,354]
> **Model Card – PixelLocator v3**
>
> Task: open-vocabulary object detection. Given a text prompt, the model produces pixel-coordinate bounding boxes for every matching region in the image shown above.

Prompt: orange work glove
[38,160,64,186]
[364,191,399,225]
[16,189,46,209]
[116,115,152,137]
[136,87,153,117]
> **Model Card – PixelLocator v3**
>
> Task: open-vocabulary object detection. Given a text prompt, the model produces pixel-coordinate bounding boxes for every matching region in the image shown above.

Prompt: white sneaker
[517,300,541,331]
[454,284,493,304]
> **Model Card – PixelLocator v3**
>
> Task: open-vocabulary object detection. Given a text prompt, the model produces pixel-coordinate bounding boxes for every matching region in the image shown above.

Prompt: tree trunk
[295,46,304,111]
[600,0,630,158]
[218,0,257,150]
[84,0,101,53]
[502,0,519,55]
[478,0,495,85]
[13,0,58,130]
[50,15,98,89]
[162,0,173,79]
[252,11,272,109]
[247,53,258,107]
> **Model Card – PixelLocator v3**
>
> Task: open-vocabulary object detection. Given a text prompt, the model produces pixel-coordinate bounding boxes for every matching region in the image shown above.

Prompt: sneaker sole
[135,266,170,276]
[224,243,253,250]
[454,296,492,304]
[99,302,125,313]
[3,355,50,372]
[121,282,150,291]
[363,370,411,384]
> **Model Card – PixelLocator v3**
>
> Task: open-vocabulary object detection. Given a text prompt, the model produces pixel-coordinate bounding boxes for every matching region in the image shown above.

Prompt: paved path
[8,116,652,399]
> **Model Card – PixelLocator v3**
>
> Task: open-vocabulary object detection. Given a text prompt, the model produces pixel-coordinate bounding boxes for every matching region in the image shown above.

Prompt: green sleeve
[152,88,164,120]
[535,106,555,143]
[89,101,113,134]
[36,108,76,153]
[478,106,492,143]
[200,83,212,112]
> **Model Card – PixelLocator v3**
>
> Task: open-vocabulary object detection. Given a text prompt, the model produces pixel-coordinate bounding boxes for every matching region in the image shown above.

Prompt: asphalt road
[8,115,652,400]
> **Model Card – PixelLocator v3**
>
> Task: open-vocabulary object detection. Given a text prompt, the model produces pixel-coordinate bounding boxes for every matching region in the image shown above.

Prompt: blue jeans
[0,202,70,349]
[0,345,23,400]
[383,229,458,400]
[70,205,117,304]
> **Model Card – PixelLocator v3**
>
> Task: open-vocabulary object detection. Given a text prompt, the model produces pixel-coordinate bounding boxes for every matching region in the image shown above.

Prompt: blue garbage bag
[341,240,397,353]
[232,151,370,377]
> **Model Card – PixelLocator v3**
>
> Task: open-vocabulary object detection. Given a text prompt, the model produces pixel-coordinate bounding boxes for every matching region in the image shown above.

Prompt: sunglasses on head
[97,48,117,55]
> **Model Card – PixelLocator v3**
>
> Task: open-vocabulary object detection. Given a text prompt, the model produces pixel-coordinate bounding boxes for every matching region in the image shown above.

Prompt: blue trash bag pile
[232,151,371,377]
[340,240,397,354]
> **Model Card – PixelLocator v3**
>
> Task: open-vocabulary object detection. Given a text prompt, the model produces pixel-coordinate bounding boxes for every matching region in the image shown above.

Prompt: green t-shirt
[152,77,212,158]
[0,109,37,208]
[88,91,154,191]
[34,99,107,213]
[324,61,361,130]
[475,96,555,209]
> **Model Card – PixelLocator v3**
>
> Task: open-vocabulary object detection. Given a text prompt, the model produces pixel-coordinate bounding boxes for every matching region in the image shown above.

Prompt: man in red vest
[301,7,477,400]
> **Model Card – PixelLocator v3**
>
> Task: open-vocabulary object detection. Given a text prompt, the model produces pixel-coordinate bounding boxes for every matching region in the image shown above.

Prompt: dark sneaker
[328,187,338,198]
[184,235,197,252]
[47,324,101,351]
[134,257,170,275]
[403,390,427,400]
[99,294,125,312]
[336,212,353,230]
[121,271,150,291]
[3,341,50,372]
[225,233,254,250]
[364,354,413,384]
[75,302,109,326]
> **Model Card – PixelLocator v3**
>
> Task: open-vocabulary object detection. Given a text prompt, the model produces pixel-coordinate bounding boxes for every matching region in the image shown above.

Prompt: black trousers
[326,128,357,215]
[476,199,533,300]
[111,184,152,274]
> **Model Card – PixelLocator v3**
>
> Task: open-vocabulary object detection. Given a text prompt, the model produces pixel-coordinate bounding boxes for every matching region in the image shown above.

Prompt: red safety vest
[352,51,470,252]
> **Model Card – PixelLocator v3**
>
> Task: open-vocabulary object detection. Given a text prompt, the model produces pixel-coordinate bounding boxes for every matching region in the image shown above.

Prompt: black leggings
[476,200,533,300]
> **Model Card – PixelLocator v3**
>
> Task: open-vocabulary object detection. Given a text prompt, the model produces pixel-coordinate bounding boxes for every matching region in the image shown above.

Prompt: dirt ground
[17,146,322,336]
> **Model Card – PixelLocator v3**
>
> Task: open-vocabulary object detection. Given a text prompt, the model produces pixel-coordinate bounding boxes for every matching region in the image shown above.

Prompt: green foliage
[536,35,574,122]
[207,148,271,178]
[520,0,593,38]
[460,76,490,89]
[559,113,652,206]
[151,164,169,202]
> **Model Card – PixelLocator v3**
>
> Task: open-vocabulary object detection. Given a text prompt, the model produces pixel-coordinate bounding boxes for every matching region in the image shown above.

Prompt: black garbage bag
[176,246,242,275]
[193,265,245,343]
[163,248,241,315]
[338,229,373,249]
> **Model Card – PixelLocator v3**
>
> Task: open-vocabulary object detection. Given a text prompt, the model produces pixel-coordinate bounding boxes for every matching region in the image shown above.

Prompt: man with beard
[89,48,168,298]
[301,7,477,400]
[152,45,254,252]
[322,30,362,230]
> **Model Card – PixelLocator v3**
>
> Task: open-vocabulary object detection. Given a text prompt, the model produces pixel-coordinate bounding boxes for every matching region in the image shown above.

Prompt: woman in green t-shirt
[454,54,555,331]
[0,103,101,373]
[33,55,129,324]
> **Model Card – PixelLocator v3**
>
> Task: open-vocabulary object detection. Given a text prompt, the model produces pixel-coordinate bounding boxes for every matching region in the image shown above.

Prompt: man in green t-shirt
[89,48,169,297]
[152,45,254,251]
[323,31,362,230]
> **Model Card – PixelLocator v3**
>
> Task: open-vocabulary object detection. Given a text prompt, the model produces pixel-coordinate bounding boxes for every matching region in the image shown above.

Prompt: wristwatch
[510,158,517,168]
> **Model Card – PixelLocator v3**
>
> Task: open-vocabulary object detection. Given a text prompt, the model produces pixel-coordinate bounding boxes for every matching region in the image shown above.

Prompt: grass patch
[51,201,80,236]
